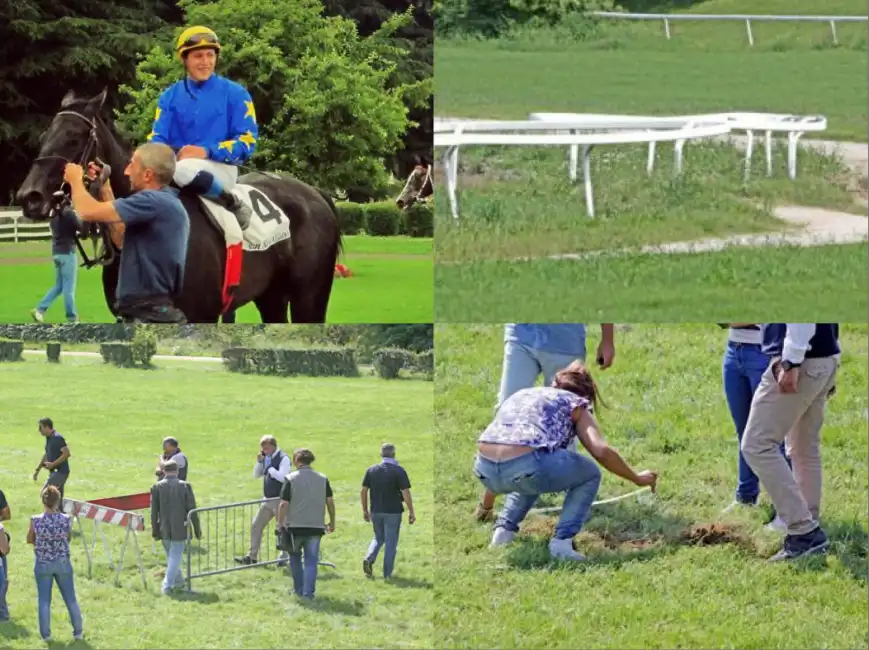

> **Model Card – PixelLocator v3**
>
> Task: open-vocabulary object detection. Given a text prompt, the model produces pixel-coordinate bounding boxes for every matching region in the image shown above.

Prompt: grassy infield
[0,355,433,648]
[434,323,868,648]
[434,0,869,320]
[0,235,433,324]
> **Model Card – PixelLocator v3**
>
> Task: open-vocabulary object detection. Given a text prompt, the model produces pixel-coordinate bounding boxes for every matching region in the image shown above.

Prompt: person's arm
[596,324,615,369]
[26,518,36,545]
[575,408,657,490]
[186,485,201,539]
[146,92,174,146]
[325,479,335,532]
[277,480,291,526]
[783,324,817,364]
[206,87,258,165]
[0,526,9,556]
[150,486,161,539]
[360,486,370,521]
[253,454,265,479]
[44,446,71,471]
[34,452,47,479]
[267,455,289,482]
[0,506,9,521]
[401,488,415,524]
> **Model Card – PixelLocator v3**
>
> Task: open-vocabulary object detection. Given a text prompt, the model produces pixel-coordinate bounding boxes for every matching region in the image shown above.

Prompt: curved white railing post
[744,129,754,182]
[787,131,805,180]
[646,136,656,175]
[830,20,838,45]
[765,130,773,177]
[663,17,670,39]
[745,19,754,46]
[568,131,579,183]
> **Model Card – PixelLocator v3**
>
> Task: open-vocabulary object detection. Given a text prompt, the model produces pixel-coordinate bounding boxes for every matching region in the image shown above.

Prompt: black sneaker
[769,527,829,562]
[362,559,373,578]
[234,555,255,565]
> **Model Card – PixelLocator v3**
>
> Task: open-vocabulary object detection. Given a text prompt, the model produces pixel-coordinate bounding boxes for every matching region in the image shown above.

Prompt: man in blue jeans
[31,206,80,323]
[476,323,616,521]
[0,501,9,621]
[277,449,335,600]
[150,460,201,594]
[361,443,416,580]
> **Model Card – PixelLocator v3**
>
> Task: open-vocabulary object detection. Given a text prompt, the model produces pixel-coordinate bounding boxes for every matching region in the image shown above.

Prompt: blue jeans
[34,558,82,640]
[365,513,402,578]
[37,252,78,321]
[722,341,791,503]
[474,448,601,539]
[161,540,186,593]
[0,555,8,620]
[498,341,581,406]
[289,535,321,598]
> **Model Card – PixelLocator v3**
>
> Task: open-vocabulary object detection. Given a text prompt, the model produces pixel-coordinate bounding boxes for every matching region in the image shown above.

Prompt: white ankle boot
[490,527,515,547]
[549,537,585,561]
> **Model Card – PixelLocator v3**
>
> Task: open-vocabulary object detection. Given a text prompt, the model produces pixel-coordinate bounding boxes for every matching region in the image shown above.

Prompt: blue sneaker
[768,527,829,562]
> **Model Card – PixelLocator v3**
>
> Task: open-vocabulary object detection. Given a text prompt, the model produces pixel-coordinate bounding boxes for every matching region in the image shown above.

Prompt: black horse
[16,89,342,323]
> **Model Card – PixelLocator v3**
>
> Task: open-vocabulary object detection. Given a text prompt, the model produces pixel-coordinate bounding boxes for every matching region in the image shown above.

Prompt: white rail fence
[0,210,51,242]
[591,12,869,46]
[433,111,827,219]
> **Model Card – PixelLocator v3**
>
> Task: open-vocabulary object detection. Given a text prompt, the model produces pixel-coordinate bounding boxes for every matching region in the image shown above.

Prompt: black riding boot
[215,190,252,231]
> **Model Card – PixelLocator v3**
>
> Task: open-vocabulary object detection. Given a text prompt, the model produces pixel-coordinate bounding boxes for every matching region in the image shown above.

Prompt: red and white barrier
[63,493,150,588]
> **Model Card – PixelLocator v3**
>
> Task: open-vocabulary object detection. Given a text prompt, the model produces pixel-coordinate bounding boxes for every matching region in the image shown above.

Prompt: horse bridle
[32,109,115,269]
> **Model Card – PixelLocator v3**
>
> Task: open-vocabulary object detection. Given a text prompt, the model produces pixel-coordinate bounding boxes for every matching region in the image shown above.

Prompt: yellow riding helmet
[176,26,222,59]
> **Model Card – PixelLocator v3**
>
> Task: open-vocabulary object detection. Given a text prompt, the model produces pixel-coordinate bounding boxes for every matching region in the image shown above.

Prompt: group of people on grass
[473,323,840,563]
[0,424,416,641]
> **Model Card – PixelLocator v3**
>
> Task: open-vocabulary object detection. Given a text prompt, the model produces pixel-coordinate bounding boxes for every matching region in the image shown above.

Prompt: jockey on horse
[147,25,258,230]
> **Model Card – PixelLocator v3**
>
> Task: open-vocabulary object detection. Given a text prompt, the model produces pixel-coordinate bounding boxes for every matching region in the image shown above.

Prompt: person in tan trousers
[741,323,839,562]
[235,435,292,567]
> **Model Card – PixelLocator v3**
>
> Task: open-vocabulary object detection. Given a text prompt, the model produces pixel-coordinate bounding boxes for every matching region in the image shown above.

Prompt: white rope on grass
[530,486,652,515]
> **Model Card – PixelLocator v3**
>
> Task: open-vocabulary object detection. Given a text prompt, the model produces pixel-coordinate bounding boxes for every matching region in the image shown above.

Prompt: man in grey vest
[361,443,415,580]
[150,460,201,594]
[741,323,839,561]
[156,437,188,482]
[235,435,291,566]
[276,449,335,600]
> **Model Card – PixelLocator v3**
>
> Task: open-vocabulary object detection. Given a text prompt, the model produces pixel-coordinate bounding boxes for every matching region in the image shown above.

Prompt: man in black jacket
[741,323,839,561]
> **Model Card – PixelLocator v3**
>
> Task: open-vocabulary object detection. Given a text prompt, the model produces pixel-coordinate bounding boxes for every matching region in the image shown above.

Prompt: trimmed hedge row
[336,201,433,237]
[100,343,136,367]
[0,340,24,362]
[373,348,434,380]
[47,343,61,363]
[0,324,134,343]
[222,347,360,377]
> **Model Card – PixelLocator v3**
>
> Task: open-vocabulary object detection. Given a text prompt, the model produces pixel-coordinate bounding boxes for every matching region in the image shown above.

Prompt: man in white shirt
[235,435,292,566]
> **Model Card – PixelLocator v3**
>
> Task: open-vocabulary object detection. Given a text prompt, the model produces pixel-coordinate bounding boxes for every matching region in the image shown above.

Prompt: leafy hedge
[373,348,434,380]
[100,343,135,367]
[0,324,134,342]
[46,342,61,363]
[335,201,432,238]
[0,340,24,362]
[222,347,360,377]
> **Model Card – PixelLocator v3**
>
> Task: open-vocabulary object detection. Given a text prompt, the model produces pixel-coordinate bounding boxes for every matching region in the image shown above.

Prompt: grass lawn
[434,241,869,321]
[0,355,433,648]
[433,142,861,263]
[433,323,868,649]
[0,235,433,324]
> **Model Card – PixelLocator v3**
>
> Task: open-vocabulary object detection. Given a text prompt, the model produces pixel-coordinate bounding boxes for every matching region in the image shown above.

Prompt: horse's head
[396,157,433,210]
[16,89,110,221]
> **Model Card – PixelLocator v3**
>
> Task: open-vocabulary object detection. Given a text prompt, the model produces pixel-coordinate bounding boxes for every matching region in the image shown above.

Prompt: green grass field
[0,354,433,648]
[433,323,868,649]
[0,235,433,323]
[433,0,868,320]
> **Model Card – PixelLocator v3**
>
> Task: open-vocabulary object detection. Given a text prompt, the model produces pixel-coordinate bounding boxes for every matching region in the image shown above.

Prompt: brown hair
[551,360,607,413]
[293,448,315,465]
[260,435,278,447]
[42,485,62,511]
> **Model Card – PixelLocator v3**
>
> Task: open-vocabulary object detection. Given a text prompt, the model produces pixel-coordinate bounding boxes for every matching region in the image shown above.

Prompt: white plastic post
[646,140,656,175]
[745,19,754,46]
[744,129,755,182]
[830,20,838,45]
[568,140,579,183]
[764,130,773,176]
[582,144,595,217]
[663,18,671,39]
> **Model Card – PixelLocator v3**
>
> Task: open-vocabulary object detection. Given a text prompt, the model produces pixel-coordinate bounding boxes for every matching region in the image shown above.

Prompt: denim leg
[381,514,402,578]
[0,555,8,620]
[537,350,583,386]
[723,344,761,503]
[34,563,54,639]
[475,453,543,532]
[365,514,386,564]
[169,541,186,589]
[289,548,304,595]
[59,253,78,320]
[302,536,320,598]
[497,492,540,532]
[37,256,65,312]
[497,341,542,407]
[54,560,82,637]
[536,450,602,538]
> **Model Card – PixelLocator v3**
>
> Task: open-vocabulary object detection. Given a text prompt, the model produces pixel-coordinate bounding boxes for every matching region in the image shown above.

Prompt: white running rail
[0,210,50,242]
[433,118,733,218]
[530,111,827,182]
[591,11,868,46]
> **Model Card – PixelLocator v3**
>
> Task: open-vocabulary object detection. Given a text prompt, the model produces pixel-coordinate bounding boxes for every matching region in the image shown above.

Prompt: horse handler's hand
[63,163,85,186]
[634,470,658,493]
[178,145,207,160]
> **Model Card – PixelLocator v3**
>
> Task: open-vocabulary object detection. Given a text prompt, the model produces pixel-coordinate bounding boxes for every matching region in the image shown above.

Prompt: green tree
[0,0,179,203]
[116,0,429,196]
